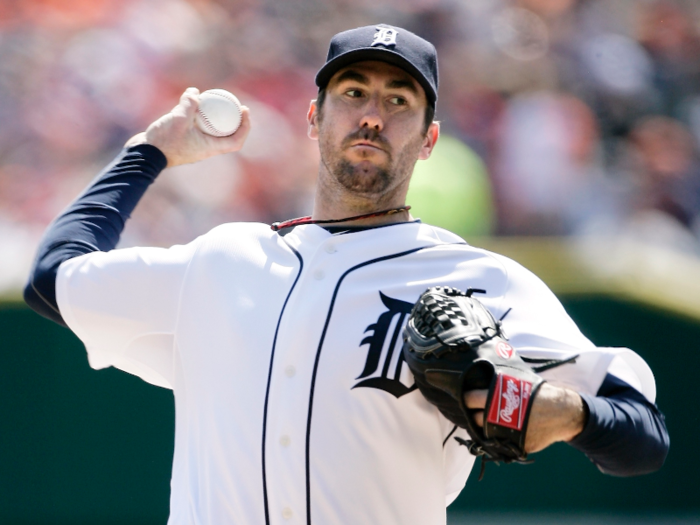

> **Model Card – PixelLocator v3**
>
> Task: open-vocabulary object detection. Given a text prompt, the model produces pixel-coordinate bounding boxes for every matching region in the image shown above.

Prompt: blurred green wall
[1,297,696,523]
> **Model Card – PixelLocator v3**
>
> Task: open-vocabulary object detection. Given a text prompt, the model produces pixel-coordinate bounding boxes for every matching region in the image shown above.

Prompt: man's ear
[418,121,440,160]
[307,100,320,140]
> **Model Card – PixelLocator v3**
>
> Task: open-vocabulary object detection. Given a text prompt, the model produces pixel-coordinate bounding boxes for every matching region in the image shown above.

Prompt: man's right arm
[24,145,167,325]
[24,87,251,325]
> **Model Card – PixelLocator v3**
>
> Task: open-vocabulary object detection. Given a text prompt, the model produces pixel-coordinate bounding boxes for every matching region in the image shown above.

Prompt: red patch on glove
[487,374,533,431]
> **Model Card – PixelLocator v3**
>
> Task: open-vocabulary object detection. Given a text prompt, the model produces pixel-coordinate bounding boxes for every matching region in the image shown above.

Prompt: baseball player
[25,25,668,525]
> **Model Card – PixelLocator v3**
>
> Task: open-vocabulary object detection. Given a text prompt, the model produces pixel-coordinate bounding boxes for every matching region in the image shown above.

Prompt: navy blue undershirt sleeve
[568,373,669,476]
[24,144,167,326]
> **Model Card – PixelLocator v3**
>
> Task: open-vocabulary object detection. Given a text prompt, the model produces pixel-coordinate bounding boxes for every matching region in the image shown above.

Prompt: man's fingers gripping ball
[172,87,201,117]
[128,87,251,168]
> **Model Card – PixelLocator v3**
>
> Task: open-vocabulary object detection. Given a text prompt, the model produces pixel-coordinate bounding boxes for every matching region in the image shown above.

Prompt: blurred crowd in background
[2,0,700,293]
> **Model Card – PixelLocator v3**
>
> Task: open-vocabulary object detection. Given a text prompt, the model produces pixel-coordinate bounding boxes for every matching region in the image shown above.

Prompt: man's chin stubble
[334,158,392,195]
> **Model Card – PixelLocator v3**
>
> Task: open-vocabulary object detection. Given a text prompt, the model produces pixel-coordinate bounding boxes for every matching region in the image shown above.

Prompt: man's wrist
[122,142,168,175]
[125,131,148,148]
[559,388,587,443]
[524,383,586,453]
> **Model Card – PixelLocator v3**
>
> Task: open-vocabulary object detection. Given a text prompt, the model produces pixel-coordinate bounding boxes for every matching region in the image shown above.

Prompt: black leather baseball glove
[402,286,548,478]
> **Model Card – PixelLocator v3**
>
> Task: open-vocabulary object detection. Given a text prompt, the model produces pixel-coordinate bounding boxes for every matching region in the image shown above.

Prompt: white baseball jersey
[56,221,656,525]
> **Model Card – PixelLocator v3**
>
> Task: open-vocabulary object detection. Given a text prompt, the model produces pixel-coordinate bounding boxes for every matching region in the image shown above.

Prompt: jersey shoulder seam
[171,235,207,350]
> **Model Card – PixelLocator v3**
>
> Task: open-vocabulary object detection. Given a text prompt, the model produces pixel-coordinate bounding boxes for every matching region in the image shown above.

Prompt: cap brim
[315,48,436,107]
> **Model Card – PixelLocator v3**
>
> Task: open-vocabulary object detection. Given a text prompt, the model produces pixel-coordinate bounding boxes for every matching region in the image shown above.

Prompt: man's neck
[312,199,412,228]
[312,175,412,228]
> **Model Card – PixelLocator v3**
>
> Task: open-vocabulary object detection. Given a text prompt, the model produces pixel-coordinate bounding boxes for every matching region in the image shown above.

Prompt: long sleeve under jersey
[24,144,166,326]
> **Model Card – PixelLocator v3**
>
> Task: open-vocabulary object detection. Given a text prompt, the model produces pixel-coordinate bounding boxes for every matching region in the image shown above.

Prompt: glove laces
[454,436,534,481]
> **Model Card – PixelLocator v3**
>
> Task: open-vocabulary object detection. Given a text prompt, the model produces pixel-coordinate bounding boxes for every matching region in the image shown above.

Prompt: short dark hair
[315,88,435,135]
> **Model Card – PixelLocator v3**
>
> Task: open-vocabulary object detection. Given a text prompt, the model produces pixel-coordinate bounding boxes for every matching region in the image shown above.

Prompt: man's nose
[359,98,384,131]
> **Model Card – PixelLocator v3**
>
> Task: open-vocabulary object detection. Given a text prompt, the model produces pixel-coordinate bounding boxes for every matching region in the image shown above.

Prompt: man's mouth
[349,141,385,153]
[342,128,391,155]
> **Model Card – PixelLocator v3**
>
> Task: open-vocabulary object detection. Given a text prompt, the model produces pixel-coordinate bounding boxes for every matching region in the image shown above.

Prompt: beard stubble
[320,126,424,197]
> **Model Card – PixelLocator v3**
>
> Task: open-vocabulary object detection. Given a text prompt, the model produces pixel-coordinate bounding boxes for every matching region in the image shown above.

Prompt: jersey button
[314,269,325,280]
[279,435,291,447]
[285,365,296,377]
[324,244,337,254]
[282,507,293,519]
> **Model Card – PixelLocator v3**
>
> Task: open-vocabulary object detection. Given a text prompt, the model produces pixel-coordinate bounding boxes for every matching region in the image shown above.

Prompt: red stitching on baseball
[198,109,225,136]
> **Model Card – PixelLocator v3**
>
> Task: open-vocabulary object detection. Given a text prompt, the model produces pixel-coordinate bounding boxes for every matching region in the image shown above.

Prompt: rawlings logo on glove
[488,374,532,429]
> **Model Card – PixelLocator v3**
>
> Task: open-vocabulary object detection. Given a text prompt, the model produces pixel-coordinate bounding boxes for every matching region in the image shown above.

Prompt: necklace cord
[271,205,411,232]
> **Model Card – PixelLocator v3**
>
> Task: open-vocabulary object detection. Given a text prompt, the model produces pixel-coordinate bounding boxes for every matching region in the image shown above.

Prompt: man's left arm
[467,253,669,476]
[465,372,669,476]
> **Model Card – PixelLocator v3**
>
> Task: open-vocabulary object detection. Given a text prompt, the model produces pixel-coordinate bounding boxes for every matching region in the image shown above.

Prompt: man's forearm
[24,144,167,325]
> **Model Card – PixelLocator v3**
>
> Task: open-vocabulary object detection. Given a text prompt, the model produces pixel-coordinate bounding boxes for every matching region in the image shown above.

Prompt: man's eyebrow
[334,70,369,85]
[387,78,419,95]
[333,69,420,96]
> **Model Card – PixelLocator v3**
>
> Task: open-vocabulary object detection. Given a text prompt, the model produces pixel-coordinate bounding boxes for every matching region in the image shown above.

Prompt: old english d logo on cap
[372,26,398,48]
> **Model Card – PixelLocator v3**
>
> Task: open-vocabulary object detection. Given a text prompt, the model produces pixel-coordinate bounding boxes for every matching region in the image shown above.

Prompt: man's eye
[390,96,407,106]
[346,89,363,98]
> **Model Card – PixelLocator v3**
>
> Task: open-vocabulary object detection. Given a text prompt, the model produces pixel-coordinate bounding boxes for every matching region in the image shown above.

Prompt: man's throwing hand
[125,87,251,167]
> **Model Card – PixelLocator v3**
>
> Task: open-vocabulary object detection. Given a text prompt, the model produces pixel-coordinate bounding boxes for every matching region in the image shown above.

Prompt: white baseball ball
[195,89,243,137]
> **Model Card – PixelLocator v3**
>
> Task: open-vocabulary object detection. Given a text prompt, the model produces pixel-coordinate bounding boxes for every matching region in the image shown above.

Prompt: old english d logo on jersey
[372,26,398,48]
[352,292,417,398]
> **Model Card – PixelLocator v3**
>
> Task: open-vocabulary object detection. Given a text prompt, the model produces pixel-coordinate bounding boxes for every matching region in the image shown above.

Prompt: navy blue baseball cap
[315,24,438,108]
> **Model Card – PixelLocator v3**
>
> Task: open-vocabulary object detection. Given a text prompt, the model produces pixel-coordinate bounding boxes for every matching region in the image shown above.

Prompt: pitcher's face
[309,61,437,198]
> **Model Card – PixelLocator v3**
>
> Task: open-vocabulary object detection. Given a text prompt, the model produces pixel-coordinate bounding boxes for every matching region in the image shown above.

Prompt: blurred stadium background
[1,0,699,523]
